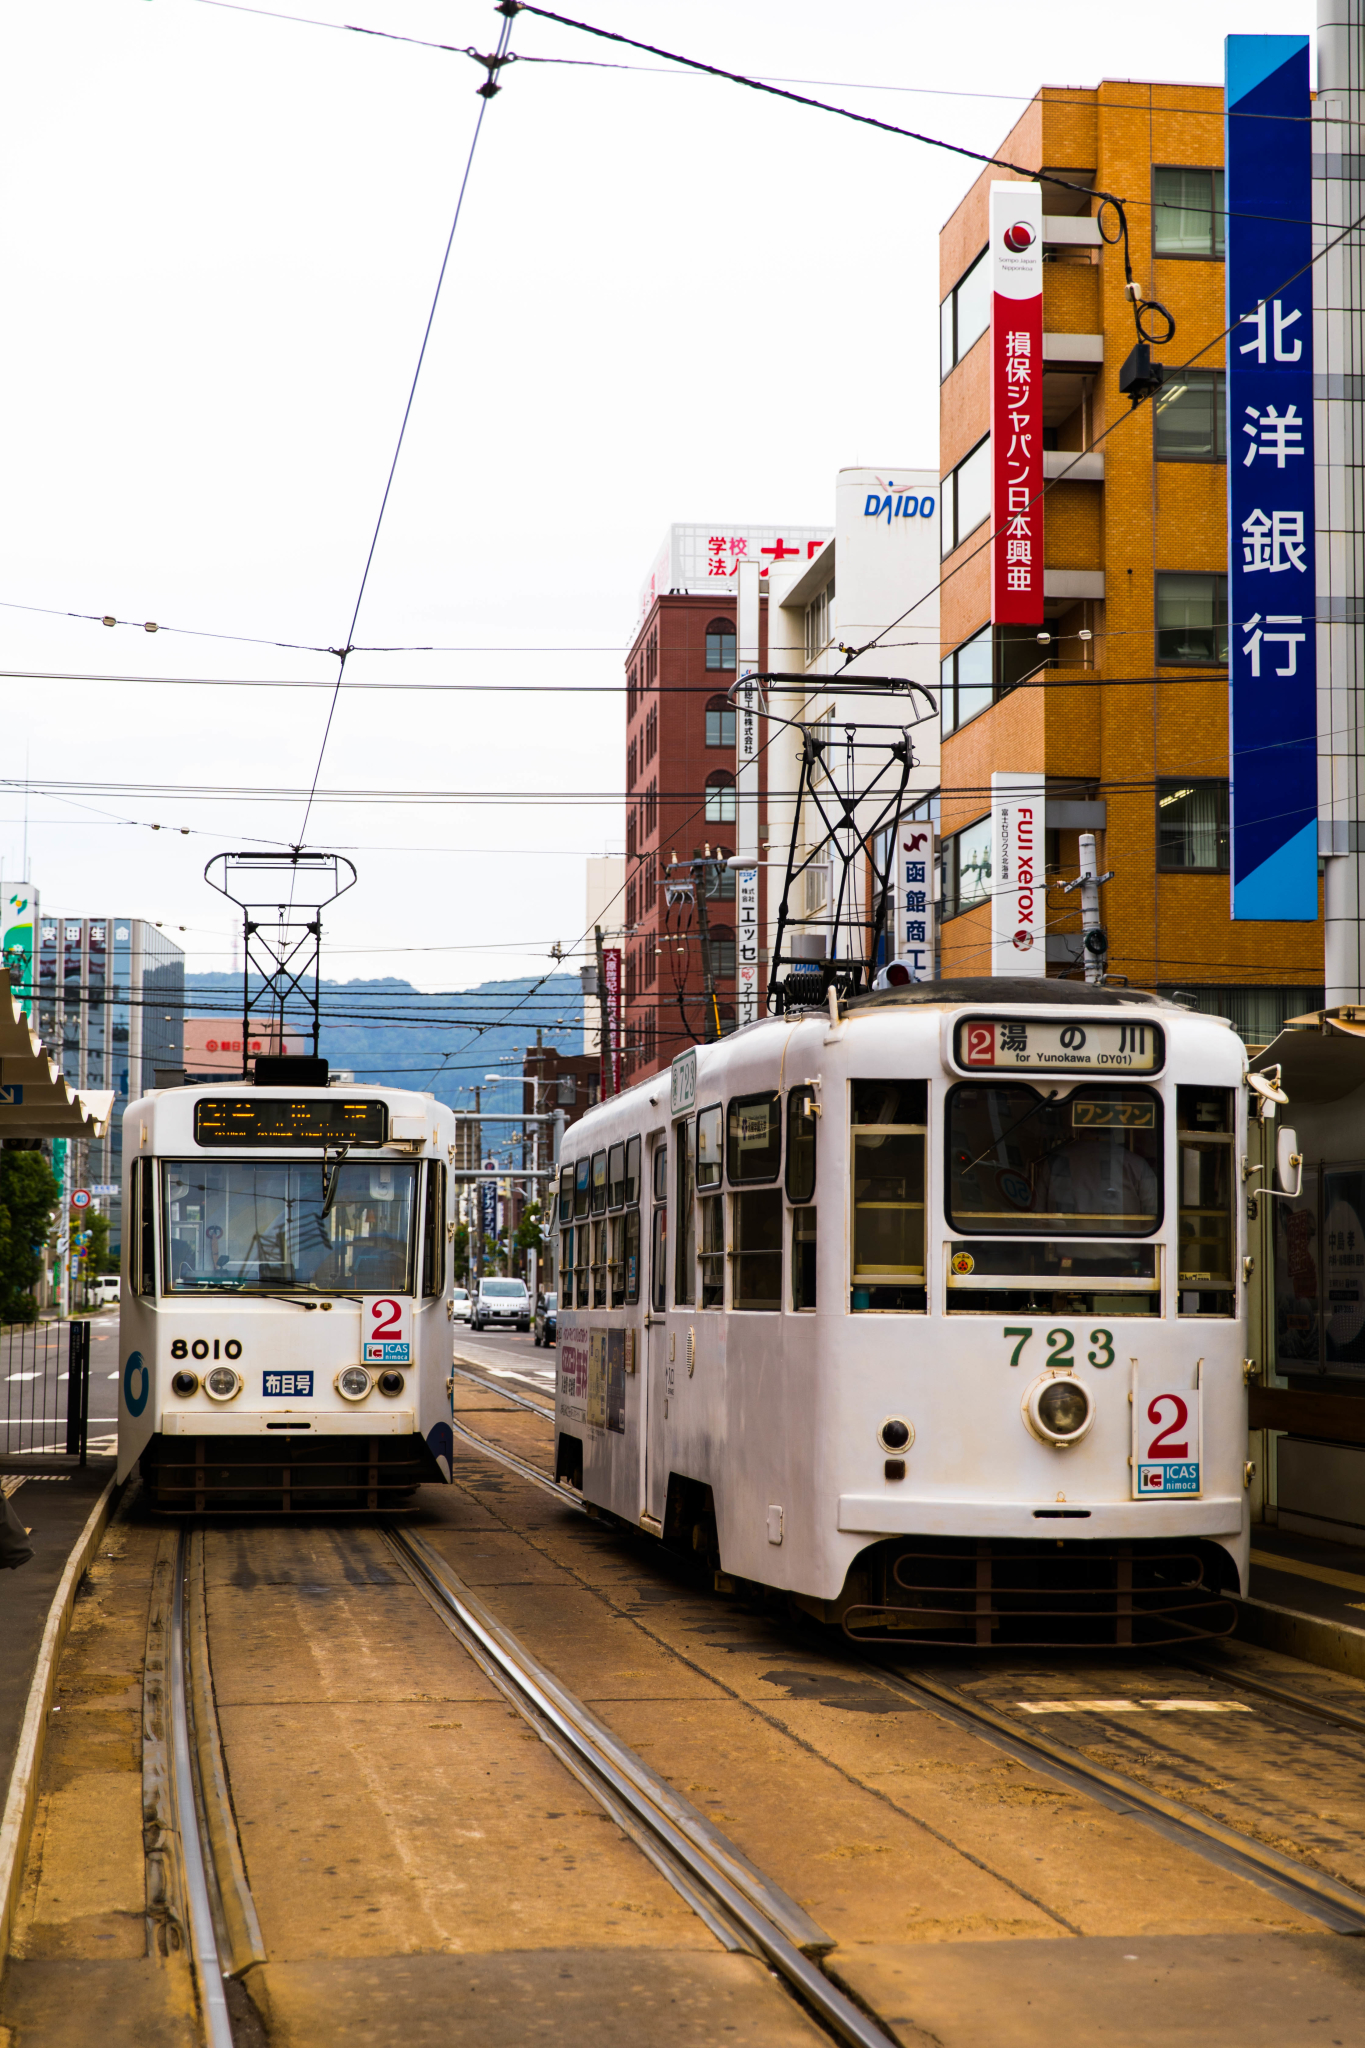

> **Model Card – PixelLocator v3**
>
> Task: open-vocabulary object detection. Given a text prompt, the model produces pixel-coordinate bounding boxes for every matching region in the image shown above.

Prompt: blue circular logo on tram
[123,1351,149,1417]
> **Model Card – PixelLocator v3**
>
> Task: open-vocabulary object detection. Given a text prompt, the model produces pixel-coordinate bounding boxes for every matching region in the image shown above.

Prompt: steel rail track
[450,1359,555,1419]
[1178,1651,1365,1738]
[385,1526,894,2048]
[145,1530,268,2048]
[447,1398,1365,1938]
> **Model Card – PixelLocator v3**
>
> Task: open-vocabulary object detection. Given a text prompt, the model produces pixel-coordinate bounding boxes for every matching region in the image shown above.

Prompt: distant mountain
[183,972,586,1117]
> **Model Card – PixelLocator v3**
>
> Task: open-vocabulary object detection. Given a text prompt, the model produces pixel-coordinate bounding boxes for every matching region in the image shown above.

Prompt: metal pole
[472,1087,482,1290]
[1318,0,1365,1003]
[595,924,612,1098]
[1079,831,1103,986]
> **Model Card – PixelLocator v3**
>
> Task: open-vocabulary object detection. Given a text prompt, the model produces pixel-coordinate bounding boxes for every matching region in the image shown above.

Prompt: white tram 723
[117,1081,457,1511]
[553,981,1259,1647]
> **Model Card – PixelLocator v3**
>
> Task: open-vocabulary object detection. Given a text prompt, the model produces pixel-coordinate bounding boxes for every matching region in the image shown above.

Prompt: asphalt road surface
[451,1320,556,1404]
[1,1308,121,1458]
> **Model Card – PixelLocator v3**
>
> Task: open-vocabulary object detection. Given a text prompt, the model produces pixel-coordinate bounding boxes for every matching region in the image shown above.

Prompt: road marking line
[1251,1548,1365,1596]
[1015,1699,1253,1714]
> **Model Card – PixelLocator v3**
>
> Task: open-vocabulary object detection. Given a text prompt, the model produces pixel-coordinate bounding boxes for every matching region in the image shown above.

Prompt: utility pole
[693,848,721,1042]
[472,1086,482,1290]
[1062,831,1115,983]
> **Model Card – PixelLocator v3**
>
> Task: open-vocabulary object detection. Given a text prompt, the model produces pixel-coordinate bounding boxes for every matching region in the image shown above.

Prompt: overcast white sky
[0,0,1314,988]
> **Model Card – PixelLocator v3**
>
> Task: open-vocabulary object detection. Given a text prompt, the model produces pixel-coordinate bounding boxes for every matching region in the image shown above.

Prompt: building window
[1152,166,1225,259]
[940,623,993,735]
[1157,573,1228,664]
[708,925,736,980]
[705,770,737,823]
[940,246,990,378]
[805,578,835,663]
[1157,780,1230,872]
[1154,370,1226,461]
[941,436,991,558]
[942,815,992,921]
[1155,984,1325,1048]
[705,618,736,671]
[627,737,638,789]
[705,695,736,748]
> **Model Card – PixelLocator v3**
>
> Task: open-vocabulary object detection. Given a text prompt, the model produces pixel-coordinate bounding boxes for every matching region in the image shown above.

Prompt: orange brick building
[937,83,1324,1042]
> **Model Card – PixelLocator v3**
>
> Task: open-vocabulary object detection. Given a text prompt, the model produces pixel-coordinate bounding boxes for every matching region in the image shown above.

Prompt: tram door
[644,1136,668,1522]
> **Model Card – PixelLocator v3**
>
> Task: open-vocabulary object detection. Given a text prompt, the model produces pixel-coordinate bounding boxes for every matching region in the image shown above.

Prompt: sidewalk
[0,1460,117,1803]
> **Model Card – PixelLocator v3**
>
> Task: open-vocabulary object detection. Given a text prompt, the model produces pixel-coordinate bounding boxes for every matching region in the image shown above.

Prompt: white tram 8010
[117,1081,457,1511]
[554,980,1263,1647]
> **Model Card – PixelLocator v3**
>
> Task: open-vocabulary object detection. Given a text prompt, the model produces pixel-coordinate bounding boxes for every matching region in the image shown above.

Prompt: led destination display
[957,1018,1163,1073]
[193,1098,388,1147]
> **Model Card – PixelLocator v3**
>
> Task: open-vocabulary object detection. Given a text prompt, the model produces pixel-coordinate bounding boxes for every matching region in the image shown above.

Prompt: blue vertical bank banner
[1226,35,1318,920]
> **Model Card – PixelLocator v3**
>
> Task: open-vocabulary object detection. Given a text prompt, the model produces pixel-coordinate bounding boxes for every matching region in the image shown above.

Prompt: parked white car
[471,1279,531,1332]
[89,1275,120,1308]
[450,1286,471,1323]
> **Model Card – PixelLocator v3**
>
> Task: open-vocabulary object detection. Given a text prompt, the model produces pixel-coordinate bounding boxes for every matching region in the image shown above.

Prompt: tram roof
[844,977,1175,1015]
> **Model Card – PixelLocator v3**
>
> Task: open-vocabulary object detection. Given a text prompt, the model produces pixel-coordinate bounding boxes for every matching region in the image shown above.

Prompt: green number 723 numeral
[1003,1325,1116,1370]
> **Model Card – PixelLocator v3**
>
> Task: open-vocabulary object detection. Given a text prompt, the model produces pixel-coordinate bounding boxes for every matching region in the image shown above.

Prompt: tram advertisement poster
[559,1323,588,1422]
[361,1294,412,1365]
[1131,1360,1202,1498]
[585,1330,626,1434]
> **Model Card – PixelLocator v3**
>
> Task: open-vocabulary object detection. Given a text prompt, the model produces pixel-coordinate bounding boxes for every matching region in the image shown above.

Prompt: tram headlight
[377,1370,405,1397]
[1023,1373,1094,1448]
[336,1366,372,1402]
[203,1366,242,1402]
[171,1370,199,1398]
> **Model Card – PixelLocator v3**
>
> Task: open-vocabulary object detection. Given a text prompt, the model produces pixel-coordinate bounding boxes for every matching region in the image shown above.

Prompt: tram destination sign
[194,1097,388,1147]
[956,1017,1163,1073]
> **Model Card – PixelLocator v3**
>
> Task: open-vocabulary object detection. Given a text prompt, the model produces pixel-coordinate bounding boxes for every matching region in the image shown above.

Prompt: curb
[0,1474,119,1970]
[1233,1593,1365,1682]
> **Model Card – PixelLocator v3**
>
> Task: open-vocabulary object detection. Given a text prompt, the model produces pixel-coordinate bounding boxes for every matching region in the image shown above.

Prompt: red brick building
[622,595,765,1081]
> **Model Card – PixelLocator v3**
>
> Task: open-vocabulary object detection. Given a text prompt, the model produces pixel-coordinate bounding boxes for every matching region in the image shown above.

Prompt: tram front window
[948,1086,1162,1237]
[160,1159,418,1294]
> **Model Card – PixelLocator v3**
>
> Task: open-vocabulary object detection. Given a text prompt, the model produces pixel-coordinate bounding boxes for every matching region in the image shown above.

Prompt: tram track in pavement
[143,1527,267,2047]
[447,1385,1365,1941]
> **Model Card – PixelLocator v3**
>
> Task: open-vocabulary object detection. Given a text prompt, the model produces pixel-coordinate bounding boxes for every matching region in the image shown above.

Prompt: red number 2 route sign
[362,1295,412,1366]
[1132,1362,1202,1498]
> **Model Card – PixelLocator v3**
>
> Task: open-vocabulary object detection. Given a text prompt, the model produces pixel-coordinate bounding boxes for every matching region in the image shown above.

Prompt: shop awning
[0,967,114,1140]
[1250,1010,1365,1105]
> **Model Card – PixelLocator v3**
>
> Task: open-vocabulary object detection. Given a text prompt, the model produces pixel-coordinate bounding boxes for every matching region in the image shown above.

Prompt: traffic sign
[0,1084,23,1106]
[71,1189,91,1210]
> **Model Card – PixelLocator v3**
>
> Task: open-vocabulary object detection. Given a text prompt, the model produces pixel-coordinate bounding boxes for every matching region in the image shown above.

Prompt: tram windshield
[947,1085,1162,1237]
[160,1159,418,1294]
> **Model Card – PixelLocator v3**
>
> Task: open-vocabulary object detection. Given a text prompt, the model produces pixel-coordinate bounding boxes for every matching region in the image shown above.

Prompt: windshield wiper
[321,1142,351,1217]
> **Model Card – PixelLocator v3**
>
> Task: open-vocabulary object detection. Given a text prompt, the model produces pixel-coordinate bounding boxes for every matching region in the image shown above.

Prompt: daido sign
[990,772,1044,976]
[863,482,936,525]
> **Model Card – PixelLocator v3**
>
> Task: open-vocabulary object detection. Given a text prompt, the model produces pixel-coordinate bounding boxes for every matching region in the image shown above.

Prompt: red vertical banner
[990,182,1044,627]
[602,947,622,1095]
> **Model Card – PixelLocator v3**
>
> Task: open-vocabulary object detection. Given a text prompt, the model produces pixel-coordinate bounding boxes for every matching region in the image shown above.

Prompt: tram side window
[697,1105,724,1307]
[574,1222,590,1307]
[652,1141,668,1313]
[608,1142,626,1210]
[625,1135,641,1207]
[137,1157,155,1296]
[851,1079,927,1313]
[574,1157,591,1220]
[788,1087,818,1311]
[675,1122,696,1305]
[624,1207,640,1304]
[592,1150,608,1215]
[592,1218,609,1305]
[560,1166,574,1300]
[421,1161,446,1297]
[726,1092,780,1182]
[1177,1086,1235,1316]
[786,1088,817,1203]
[732,1188,782,1310]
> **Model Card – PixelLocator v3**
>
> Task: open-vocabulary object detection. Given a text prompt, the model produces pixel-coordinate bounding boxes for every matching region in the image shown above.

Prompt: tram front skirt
[840,1536,1238,1649]
[140,1431,435,1512]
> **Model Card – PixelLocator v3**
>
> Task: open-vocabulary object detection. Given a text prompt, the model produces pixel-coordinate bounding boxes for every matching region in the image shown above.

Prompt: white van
[471,1279,531,1332]
[89,1275,121,1308]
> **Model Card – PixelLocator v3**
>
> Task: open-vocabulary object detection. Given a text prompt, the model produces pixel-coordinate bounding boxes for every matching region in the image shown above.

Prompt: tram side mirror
[1275,1126,1303,1197]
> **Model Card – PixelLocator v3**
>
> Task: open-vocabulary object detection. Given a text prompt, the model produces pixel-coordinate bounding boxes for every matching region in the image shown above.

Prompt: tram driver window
[697,1104,724,1307]
[675,1122,696,1306]
[1176,1087,1235,1315]
[787,1088,818,1311]
[727,1093,781,1311]
[651,1140,668,1313]
[851,1080,927,1312]
[137,1157,155,1297]
[421,1161,446,1298]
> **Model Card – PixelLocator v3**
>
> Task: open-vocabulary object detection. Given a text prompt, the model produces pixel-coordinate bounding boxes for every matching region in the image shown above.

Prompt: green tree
[84,1209,118,1277]
[0,1150,61,1325]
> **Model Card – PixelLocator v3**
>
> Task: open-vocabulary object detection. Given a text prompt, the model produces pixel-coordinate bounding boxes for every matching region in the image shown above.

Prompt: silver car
[471,1279,531,1332]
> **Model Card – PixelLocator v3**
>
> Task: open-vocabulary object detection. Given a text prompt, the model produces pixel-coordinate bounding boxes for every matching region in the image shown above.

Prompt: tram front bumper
[159,1408,416,1436]
[837,1494,1244,1538]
